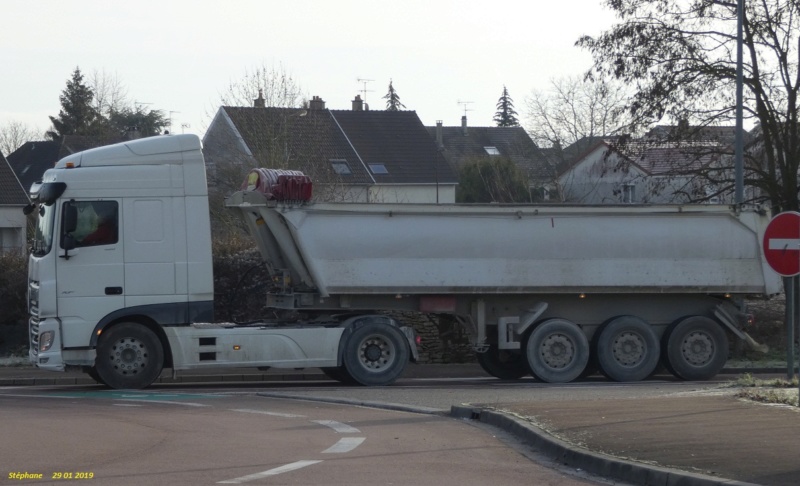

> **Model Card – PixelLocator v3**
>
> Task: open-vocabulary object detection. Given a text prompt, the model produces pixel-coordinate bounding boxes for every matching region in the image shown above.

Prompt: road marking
[230,408,305,418]
[0,394,74,399]
[115,399,209,407]
[769,238,800,250]
[113,403,142,407]
[312,420,360,433]
[217,460,322,484]
[321,437,365,454]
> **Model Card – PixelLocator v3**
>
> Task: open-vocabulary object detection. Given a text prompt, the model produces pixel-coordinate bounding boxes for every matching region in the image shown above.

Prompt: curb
[450,405,760,486]
[0,372,330,387]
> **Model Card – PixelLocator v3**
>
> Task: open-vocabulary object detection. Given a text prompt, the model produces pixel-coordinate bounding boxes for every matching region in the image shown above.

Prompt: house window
[484,146,500,156]
[330,159,352,175]
[368,164,389,174]
[622,184,636,203]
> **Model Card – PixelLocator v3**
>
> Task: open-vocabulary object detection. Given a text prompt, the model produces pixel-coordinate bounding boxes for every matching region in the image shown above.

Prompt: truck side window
[62,201,119,248]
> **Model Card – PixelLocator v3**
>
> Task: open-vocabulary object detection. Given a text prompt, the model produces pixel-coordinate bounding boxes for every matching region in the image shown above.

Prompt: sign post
[762,212,800,393]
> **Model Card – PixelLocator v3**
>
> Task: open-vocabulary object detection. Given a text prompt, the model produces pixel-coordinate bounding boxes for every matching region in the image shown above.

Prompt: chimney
[352,95,364,111]
[254,89,265,108]
[436,120,443,149]
[461,115,468,136]
[308,95,326,110]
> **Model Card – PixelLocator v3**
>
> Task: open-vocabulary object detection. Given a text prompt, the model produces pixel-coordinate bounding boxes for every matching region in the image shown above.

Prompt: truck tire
[95,322,164,390]
[83,366,106,385]
[342,322,409,386]
[663,316,728,381]
[321,366,357,384]
[524,318,589,383]
[595,316,660,382]
[476,345,529,380]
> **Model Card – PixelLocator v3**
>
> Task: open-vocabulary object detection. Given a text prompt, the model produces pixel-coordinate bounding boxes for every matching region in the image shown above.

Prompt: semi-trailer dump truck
[25,134,782,389]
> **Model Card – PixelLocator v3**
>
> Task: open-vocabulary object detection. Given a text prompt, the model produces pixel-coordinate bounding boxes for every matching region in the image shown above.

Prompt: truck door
[56,199,124,348]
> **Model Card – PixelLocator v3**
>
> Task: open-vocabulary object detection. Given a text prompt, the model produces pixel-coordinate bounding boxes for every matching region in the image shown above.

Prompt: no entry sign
[763,211,800,276]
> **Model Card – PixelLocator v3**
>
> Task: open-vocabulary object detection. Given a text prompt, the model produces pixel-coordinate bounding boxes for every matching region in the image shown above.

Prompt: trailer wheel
[343,323,409,386]
[476,345,529,380]
[595,316,660,382]
[95,323,164,390]
[524,318,589,383]
[663,316,728,381]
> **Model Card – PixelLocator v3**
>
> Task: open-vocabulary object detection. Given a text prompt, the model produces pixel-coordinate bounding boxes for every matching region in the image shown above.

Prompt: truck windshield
[31,204,55,256]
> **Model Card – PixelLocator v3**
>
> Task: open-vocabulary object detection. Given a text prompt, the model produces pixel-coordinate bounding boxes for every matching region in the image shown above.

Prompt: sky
[1,0,617,140]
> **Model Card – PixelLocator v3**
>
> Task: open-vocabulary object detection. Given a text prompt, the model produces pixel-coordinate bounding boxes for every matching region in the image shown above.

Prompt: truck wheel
[321,366,357,384]
[476,345,529,379]
[95,323,164,390]
[83,366,106,386]
[595,316,660,382]
[343,323,409,386]
[664,316,728,381]
[524,318,589,383]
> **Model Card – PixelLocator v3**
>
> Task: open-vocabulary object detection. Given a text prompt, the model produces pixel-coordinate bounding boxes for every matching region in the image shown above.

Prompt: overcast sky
[1,0,617,139]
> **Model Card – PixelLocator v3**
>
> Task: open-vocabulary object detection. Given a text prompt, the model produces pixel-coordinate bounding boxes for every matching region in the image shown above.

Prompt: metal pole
[734,0,744,204]
[786,276,795,380]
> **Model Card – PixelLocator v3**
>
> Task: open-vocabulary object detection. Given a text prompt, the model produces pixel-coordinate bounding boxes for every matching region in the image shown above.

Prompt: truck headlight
[39,331,54,352]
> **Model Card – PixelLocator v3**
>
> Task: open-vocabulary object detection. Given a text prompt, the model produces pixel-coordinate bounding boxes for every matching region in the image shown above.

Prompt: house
[8,135,130,193]
[6,140,61,192]
[555,126,744,204]
[204,94,457,203]
[428,116,553,200]
[0,150,29,252]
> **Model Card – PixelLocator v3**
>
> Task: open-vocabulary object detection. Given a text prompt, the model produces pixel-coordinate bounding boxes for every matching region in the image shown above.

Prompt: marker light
[233,345,241,351]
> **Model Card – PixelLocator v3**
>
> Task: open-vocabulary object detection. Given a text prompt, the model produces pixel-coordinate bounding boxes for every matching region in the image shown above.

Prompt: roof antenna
[357,78,374,104]
[457,100,474,117]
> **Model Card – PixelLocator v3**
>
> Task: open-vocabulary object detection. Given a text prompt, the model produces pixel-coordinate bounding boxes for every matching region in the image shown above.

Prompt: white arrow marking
[322,437,366,454]
[230,408,305,418]
[218,460,322,484]
[768,238,800,250]
[312,420,360,434]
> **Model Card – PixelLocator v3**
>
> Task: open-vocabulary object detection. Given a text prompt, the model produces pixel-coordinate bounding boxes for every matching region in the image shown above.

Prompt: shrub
[0,251,28,327]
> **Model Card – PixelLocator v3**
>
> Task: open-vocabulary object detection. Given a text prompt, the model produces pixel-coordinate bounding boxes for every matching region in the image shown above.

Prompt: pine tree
[493,86,519,127]
[383,79,406,111]
[47,67,103,141]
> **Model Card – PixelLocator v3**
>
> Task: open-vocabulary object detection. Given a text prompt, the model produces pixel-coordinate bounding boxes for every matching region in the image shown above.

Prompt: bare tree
[523,76,633,202]
[218,62,305,109]
[88,69,129,118]
[578,0,800,212]
[525,76,632,150]
[0,120,41,155]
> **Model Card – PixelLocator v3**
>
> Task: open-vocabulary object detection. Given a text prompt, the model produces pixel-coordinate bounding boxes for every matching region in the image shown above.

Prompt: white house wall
[558,147,647,204]
[0,208,26,252]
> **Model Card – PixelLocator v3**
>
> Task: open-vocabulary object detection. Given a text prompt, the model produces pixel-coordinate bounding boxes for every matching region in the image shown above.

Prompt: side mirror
[23,203,35,216]
[63,204,78,234]
[62,234,76,251]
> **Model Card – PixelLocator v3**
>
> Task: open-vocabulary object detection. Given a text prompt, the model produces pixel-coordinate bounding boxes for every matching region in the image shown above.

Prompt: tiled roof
[330,110,457,184]
[7,140,61,191]
[429,125,551,180]
[634,144,720,175]
[222,107,374,185]
[0,151,28,205]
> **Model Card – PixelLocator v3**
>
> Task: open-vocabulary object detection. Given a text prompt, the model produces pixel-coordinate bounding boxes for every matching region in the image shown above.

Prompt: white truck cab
[28,135,214,377]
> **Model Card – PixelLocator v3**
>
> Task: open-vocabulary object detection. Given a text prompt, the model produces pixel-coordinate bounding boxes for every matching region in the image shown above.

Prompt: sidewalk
[2,364,797,486]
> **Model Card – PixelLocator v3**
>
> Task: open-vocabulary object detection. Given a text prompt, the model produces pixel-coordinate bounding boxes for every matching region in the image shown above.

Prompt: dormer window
[368,164,388,174]
[484,146,500,155]
[330,159,352,175]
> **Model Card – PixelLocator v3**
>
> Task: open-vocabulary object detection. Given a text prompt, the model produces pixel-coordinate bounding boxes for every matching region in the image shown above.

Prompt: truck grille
[29,317,39,358]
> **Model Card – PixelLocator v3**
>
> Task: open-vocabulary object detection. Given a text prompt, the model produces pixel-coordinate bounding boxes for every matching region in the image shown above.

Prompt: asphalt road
[0,384,615,486]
